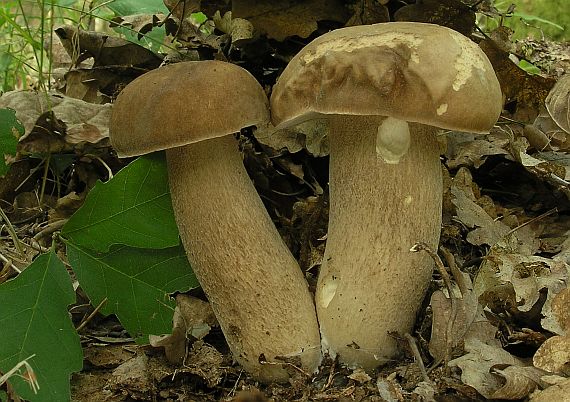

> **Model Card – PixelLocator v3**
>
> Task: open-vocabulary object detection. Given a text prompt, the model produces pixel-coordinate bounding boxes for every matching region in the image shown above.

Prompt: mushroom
[270,22,502,369]
[109,60,321,382]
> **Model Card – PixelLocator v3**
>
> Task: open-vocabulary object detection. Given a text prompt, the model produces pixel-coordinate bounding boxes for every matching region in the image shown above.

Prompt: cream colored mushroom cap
[110,60,270,157]
[270,22,502,133]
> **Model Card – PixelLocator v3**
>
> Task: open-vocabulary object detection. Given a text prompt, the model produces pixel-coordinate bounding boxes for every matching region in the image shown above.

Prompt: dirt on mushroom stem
[316,115,443,369]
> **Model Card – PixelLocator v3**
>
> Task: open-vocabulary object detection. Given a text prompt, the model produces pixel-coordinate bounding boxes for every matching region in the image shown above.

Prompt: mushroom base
[316,115,442,369]
[166,135,321,382]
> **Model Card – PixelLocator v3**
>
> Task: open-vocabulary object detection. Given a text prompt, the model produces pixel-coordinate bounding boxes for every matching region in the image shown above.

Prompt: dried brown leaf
[428,272,479,361]
[149,294,217,365]
[346,0,389,26]
[448,321,524,399]
[164,0,201,20]
[546,74,570,134]
[490,365,543,399]
[529,376,570,402]
[232,0,348,41]
[394,0,476,37]
[108,354,154,399]
[480,31,555,122]
[55,26,162,69]
[0,91,111,154]
[533,336,570,374]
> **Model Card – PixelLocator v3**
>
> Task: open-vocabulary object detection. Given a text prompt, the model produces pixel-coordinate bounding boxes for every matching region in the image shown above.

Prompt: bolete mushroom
[270,22,502,369]
[109,60,321,382]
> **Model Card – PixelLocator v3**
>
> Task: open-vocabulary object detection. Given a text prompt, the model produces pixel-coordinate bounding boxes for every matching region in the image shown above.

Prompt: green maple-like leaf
[66,242,199,342]
[0,251,82,402]
[61,153,179,251]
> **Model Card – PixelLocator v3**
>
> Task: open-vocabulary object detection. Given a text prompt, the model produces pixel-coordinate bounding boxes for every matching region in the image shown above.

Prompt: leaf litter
[0,0,569,400]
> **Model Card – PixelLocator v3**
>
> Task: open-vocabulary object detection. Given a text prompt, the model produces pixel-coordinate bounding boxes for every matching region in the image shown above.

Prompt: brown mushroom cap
[110,60,269,157]
[271,22,502,133]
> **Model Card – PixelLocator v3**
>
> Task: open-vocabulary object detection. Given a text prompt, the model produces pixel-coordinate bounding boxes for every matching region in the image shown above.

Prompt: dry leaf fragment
[529,376,570,402]
[164,0,201,21]
[256,119,330,157]
[108,354,154,400]
[55,26,163,69]
[346,0,389,26]
[0,91,111,154]
[546,74,570,134]
[184,341,224,387]
[213,11,254,45]
[490,365,543,399]
[394,0,476,37]
[428,271,479,362]
[533,336,570,374]
[149,294,217,365]
[451,184,510,246]
[348,368,371,384]
[232,0,348,41]
[480,32,555,122]
[446,137,509,169]
[448,323,525,399]
[533,288,570,374]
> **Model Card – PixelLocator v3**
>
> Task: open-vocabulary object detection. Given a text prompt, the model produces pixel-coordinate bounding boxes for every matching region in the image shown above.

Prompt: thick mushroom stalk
[316,115,442,368]
[269,22,502,369]
[108,60,322,382]
[166,135,321,382]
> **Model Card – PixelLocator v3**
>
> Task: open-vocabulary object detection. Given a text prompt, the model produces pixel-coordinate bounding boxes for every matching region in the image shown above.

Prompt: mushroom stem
[316,115,442,369]
[166,135,321,382]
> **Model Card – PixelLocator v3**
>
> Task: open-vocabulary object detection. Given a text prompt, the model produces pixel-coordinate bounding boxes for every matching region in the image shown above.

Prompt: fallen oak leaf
[545,74,570,134]
[232,0,348,41]
[479,28,555,122]
[55,26,163,69]
[0,91,112,154]
[149,294,217,365]
[533,288,570,374]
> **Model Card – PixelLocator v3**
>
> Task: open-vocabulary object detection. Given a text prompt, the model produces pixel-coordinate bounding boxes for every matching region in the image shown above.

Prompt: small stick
[259,356,311,378]
[76,297,108,332]
[0,355,39,394]
[33,219,67,241]
[0,206,26,259]
[504,207,557,237]
[410,242,457,371]
[0,252,21,274]
[322,358,337,391]
[404,333,431,384]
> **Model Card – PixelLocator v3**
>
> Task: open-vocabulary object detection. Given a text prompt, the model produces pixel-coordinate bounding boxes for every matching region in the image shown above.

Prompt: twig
[404,333,431,384]
[410,242,456,371]
[76,297,108,332]
[0,355,39,394]
[83,154,114,180]
[410,243,454,300]
[0,252,21,274]
[0,206,26,259]
[440,247,467,296]
[322,358,337,391]
[504,207,557,237]
[259,355,311,378]
[33,219,67,241]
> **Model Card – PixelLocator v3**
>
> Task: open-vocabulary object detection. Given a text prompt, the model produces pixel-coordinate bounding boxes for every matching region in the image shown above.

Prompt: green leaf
[61,153,179,251]
[0,108,23,177]
[518,59,541,75]
[106,0,168,16]
[514,11,565,30]
[66,243,199,342]
[0,251,82,402]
